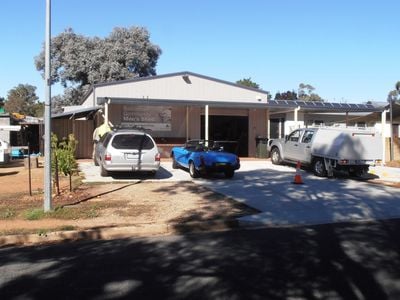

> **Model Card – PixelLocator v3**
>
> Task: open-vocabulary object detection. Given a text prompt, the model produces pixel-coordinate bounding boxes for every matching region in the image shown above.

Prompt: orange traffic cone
[293,161,304,184]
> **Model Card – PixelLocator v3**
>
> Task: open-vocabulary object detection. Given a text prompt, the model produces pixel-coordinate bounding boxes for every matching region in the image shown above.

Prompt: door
[285,129,315,163]
[297,129,315,163]
[201,115,248,156]
[284,129,302,160]
[270,118,285,139]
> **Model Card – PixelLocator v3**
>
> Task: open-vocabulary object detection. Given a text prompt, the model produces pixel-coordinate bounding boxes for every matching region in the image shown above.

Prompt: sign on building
[121,106,172,131]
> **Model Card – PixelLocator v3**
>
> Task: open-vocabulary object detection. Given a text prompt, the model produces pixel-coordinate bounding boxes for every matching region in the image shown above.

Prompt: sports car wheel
[224,169,234,178]
[172,154,179,169]
[189,161,200,178]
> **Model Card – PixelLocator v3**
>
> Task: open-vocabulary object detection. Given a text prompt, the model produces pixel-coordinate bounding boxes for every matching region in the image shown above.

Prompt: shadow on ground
[1,219,400,299]
[108,166,173,180]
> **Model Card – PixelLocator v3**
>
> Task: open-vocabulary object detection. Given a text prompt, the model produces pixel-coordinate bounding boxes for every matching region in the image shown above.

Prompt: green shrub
[25,208,45,220]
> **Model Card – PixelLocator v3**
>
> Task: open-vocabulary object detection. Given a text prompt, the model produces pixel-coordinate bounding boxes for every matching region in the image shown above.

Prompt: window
[102,133,112,147]
[112,134,154,150]
[302,130,314,143]
[288,130,301,142]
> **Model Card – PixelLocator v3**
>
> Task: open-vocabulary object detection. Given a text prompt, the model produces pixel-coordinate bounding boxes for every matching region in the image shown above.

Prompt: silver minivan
[94,129,160,177]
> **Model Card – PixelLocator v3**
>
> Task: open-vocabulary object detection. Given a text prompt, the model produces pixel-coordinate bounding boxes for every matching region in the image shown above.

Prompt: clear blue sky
[1,0,399,104]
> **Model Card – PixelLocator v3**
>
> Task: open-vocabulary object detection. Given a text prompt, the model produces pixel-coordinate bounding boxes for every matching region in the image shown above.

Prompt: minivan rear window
[112,134,154,150]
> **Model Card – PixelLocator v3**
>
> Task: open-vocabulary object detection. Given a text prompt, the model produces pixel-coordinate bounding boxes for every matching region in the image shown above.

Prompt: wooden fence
[52,119,94,159]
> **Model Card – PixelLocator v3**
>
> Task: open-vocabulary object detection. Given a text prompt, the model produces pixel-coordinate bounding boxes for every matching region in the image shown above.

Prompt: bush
[51,133,78,192]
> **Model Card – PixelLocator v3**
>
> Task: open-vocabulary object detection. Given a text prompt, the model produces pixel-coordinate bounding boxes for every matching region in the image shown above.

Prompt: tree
[4,84,40,116]
[275,90,298,100]
[0,97,5,111]
[51,133,78,193]
[236,77,260,89]
[298,83,323,102]
[387,81,400,103]
[35,27,162,106]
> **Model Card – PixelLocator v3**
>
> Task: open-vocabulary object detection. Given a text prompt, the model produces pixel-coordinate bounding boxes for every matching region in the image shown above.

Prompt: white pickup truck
[269,127,382,177]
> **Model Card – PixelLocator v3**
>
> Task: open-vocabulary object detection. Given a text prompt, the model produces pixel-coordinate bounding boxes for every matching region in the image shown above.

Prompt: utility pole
[390,97,394,161]
[44,0,52,211]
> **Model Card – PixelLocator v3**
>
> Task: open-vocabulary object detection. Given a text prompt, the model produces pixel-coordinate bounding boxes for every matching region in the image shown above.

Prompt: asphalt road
[1,219,400,299]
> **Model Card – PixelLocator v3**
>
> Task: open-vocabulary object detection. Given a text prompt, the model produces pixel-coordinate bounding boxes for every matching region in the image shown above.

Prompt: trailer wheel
[271,147,282,165]
[313,158,327,177]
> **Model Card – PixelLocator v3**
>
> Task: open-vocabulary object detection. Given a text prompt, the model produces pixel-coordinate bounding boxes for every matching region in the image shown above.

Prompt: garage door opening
[201,115,248,156]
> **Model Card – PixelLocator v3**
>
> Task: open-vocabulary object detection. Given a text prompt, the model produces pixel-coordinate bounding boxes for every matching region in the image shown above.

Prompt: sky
[0,0,399,104]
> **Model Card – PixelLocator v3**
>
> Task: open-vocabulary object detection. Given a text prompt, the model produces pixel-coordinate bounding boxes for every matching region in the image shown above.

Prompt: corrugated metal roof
[267,99,384,112]
[96,97,385,113]
[52,106,101,119]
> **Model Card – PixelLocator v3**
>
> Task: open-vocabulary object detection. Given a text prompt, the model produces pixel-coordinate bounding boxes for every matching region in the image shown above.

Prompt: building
[52,71,398,161]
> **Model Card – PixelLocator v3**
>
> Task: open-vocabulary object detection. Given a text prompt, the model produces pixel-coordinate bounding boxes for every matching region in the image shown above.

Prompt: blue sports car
[171,140,240,178]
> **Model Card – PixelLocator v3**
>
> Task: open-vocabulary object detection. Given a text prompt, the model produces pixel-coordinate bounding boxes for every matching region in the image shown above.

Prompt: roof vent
[182,75,191,84]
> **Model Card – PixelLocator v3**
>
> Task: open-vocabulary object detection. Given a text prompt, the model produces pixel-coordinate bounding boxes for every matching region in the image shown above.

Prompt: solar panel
[296,101,306,106]
[267,99,382,112]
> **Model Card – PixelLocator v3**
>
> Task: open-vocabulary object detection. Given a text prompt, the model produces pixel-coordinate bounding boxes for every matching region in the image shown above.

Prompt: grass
[21,205,102,221]
[24,208,46,220]
[0,207,16,219]
[0,225,79,237]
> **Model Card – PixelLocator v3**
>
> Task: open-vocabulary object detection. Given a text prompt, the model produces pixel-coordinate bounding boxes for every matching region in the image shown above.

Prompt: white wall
[0,116,11,143]
[284,111,305,134]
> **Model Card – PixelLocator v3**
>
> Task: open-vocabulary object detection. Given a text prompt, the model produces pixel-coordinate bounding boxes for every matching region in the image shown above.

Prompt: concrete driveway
[79,160,400,227]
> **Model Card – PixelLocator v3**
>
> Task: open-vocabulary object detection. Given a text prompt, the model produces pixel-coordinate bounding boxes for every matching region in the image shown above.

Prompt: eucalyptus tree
[298,83,323,102]
[4,84,40,116]
[35,27,162,106]
[236,77,260,89]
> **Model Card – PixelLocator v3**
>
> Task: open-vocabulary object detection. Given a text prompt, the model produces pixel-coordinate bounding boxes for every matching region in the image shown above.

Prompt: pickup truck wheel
[271,148,282,165]
[189,161,200,178]
[171,154,179,169]
[313,158,327,177]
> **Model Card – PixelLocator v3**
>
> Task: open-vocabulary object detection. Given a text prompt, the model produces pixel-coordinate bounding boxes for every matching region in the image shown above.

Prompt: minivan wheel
[189,161,200,178]
[100,164,109,177]
[313,158,327,177]
[271,148,282,165]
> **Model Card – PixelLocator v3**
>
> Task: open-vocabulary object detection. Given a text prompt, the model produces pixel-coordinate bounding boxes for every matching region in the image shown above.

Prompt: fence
[52,119,94,159]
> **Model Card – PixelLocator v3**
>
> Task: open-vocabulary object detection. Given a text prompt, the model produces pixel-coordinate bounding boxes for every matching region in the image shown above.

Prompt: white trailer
[0,125,21,165]
[269,127,383,177]
[0,138,11,164]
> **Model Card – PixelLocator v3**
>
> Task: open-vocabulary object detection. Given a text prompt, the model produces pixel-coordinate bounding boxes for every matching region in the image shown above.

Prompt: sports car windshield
[184,140,224,152]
